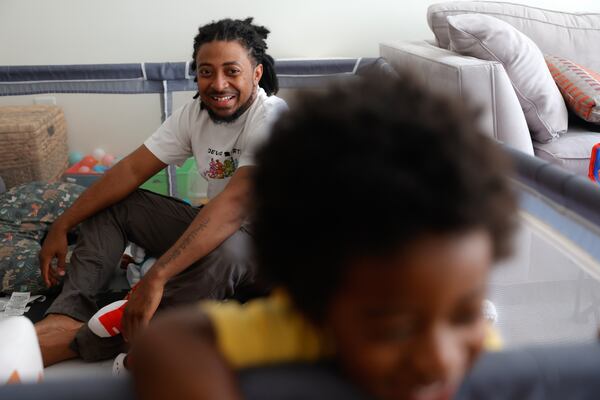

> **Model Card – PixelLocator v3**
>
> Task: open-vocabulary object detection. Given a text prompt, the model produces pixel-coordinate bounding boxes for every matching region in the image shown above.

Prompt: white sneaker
[88,299,128,338]
[482,299,498,324]
[112,353,129,377]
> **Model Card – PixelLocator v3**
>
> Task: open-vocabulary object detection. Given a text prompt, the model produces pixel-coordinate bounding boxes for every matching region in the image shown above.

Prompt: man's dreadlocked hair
[190,17,279,96]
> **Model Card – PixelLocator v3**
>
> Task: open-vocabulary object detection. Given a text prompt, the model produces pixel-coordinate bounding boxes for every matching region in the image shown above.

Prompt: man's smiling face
[195,40,263,123]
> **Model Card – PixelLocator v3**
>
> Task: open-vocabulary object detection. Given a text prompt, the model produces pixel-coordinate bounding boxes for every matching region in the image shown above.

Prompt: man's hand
[39,224,69,287]
[121,275,165,343]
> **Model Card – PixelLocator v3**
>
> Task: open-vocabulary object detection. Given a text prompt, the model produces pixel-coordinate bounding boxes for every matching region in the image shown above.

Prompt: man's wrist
[144,268,169,287]
[52,217,71,234]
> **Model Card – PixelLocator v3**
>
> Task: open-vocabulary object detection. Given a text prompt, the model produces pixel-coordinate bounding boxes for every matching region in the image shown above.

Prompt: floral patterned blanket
[0,182,84,294]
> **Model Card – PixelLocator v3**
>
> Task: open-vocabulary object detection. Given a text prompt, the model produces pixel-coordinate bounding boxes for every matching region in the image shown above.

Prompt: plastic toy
[93,165,108,173]
[588,143,600,183]
[101,154,115,166]
[64,151,117,182]
[92,148,106,161]
[0,317,44,384]
[80,155,98,168]
[68,151,84,166]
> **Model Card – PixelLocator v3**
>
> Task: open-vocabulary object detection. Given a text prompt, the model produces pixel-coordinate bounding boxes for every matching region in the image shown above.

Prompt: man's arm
[39,145,167,287]
[121,166,254,342]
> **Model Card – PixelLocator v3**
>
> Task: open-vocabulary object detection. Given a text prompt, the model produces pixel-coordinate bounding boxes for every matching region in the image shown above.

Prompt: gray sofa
[380,1,600,175]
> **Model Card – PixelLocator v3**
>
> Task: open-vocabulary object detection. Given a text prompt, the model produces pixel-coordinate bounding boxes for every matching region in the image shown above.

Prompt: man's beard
[200,86,258,124]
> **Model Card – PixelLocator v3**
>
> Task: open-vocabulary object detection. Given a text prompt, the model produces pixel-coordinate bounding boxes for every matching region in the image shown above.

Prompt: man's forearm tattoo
[160,218,210,266]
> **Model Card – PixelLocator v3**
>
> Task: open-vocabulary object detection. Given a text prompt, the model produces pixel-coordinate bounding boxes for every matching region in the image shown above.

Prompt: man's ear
[254,63,264,85]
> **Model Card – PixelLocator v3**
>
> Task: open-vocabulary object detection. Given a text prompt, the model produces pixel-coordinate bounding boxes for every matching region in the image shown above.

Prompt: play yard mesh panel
[0,105,68,188]
[489,149,600,348]
[0,59,380,196]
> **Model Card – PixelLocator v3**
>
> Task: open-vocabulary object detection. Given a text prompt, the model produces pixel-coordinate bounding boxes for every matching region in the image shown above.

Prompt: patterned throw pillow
[0,182,84,294]
[545,55,600,124]
[0,182,84,230]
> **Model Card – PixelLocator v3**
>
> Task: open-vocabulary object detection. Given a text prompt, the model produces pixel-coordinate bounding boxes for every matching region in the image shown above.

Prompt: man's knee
[161,229,257,304]
[210,229,256,270]
[214,230,261,294]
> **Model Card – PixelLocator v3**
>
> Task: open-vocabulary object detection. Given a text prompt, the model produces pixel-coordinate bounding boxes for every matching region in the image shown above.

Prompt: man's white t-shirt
[144,88,287,199]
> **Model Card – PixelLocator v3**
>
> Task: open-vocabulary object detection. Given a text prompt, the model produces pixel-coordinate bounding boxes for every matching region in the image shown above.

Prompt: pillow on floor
[545,55,600,124]
[0,182,84,294]
[0,182,84,230]
[447,13,568,143]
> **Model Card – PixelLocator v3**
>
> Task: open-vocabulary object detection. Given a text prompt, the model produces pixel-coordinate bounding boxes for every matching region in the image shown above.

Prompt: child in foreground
[129,73,517,400]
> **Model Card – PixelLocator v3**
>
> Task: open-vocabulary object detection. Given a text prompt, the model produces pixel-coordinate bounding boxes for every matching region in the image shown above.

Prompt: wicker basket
[0,105,69,188]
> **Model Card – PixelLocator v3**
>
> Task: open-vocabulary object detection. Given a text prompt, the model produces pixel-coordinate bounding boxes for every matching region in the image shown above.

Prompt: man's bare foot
[35,314,83,366]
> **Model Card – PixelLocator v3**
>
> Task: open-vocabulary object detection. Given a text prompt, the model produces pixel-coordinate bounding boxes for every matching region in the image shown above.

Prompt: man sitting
[35,17,287,366]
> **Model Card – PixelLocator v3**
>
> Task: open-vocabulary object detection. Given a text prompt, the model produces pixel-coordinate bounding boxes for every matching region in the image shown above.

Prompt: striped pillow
[545,55,600,124]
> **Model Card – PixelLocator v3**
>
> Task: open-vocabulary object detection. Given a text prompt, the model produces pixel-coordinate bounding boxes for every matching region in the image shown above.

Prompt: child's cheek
[465,318,489,368]
[337,340,402,393]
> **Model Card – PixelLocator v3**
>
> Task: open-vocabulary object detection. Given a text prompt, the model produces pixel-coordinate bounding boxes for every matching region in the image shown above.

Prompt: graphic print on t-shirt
[205,148,241,179]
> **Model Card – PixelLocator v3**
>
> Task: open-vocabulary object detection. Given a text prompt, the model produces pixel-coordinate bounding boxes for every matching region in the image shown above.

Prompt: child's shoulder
[200,290,330,368]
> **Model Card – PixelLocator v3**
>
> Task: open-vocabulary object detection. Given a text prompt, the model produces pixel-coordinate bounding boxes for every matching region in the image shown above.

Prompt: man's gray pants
[45,189,259,361]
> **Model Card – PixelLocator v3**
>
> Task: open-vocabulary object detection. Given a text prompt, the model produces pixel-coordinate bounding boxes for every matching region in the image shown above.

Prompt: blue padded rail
[0,58,379,96]
[3,343,600,399]
[507,147,600,269]
[0,64,144,82]
[507,147,600,229]
[0,58,382,197]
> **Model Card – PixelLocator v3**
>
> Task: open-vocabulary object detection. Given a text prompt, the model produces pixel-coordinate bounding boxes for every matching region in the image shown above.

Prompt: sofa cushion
[534,122,600,175]
[379,41,534,155]
[545,55,600,124]
[447,14,568,143]
[428,1,600,72]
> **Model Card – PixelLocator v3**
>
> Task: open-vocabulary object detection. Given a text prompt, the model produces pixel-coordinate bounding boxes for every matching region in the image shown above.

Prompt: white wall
[2,0,599,64]
[1,0,599,155]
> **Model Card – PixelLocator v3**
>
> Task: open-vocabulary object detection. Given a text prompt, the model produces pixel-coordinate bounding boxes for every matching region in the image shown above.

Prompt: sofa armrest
[380,41,534,155]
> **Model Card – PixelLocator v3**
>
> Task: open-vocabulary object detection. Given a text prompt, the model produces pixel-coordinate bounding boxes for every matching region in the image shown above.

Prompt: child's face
[324,230,491,400]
